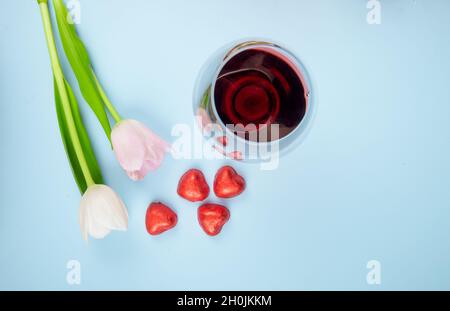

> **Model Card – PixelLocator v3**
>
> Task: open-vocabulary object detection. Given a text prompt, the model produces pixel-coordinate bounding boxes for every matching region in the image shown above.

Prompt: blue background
[1,0,450,290]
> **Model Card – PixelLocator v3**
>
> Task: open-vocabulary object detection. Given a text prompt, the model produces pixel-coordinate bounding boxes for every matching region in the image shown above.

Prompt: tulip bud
[111,119,170,181]
[79,184,128,240]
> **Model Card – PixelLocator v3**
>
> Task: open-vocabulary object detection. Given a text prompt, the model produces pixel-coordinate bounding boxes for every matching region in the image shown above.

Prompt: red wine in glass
[213,46,308,142]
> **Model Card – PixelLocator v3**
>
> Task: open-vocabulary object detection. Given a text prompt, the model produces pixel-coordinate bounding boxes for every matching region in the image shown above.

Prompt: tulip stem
[38,0,95,187]
[92,73,122,123]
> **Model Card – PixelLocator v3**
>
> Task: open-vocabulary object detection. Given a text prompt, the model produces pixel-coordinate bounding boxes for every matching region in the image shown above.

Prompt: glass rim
[209,39,314,148]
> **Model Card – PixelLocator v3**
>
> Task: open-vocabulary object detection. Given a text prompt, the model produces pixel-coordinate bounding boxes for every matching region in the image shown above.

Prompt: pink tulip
[111,119,170,181]
[196,107,223,135]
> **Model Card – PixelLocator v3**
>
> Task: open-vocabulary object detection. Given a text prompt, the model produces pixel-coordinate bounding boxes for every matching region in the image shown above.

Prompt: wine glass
[193,39,314,165]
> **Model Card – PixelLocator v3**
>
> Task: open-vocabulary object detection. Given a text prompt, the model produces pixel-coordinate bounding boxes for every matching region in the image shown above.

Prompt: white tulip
[79,184,128,241]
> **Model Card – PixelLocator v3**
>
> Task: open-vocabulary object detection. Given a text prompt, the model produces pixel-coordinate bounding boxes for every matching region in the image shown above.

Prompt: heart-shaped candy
[145,202,178,235]
[198,203,230,236]
[177,169,210,202]
[213,166,246,198]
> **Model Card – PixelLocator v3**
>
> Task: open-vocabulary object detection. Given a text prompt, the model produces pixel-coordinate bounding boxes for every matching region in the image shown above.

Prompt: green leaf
[54,77,104,193]
[54,78,86,193]
[64,79,104,185]
[52,0,112,141]
[200,86,211,109]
